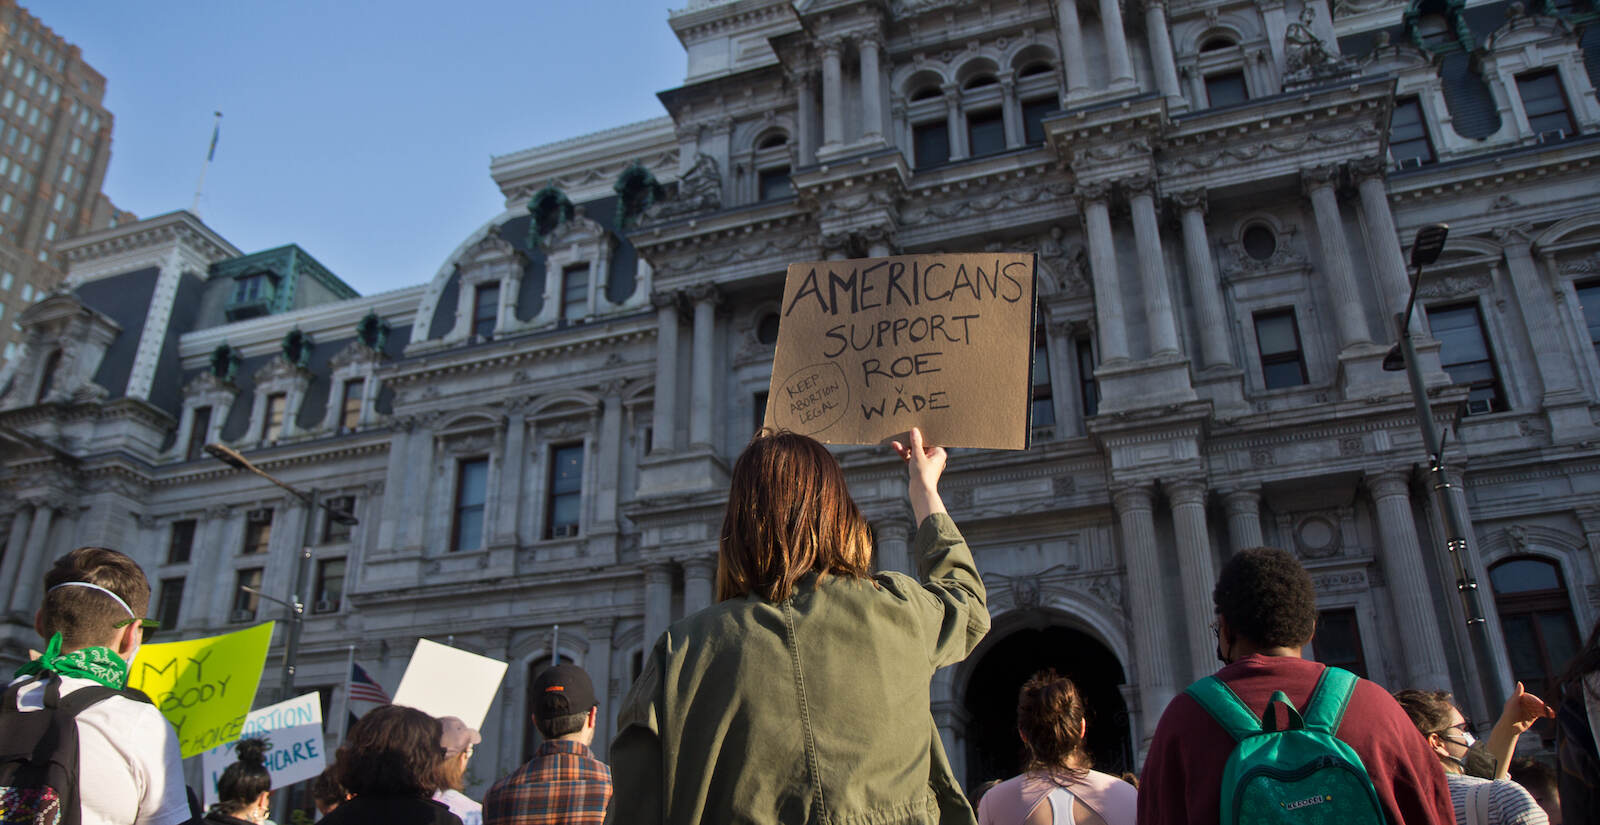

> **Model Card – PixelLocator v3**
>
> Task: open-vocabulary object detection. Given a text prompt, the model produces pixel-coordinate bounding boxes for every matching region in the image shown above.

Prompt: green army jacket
[606,512,989,825]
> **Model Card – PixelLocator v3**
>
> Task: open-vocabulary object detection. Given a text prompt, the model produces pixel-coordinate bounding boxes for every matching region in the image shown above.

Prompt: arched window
[757,133,787,150]
[1200,36,1237,52]
[1490,556,1580,743]
[962,74,998,91]
[909,85,942,102]
[35,348,60,404]
[1017,61,1052,78]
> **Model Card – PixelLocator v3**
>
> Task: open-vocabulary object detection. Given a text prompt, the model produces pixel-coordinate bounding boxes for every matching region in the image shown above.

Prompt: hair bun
[235,737,270,769]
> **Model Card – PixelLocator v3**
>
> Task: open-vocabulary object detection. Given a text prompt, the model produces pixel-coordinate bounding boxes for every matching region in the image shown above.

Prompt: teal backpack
[1184,666,1388,825]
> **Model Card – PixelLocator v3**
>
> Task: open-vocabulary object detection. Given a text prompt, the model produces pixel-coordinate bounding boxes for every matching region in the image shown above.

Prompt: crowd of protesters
[4,427,1600,824]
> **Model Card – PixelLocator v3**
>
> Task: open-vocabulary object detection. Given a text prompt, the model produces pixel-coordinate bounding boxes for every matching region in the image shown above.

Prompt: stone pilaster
[1055,0,1090,96]
[681,555,717,617]
[651,292,681,455]
[1128,177,1181,357]
[1145,0,1183,107]
[820,39,844,148]
[1078,182,1130,363]
[1222,487,1264,552]
[1303,165,1371,350]
[1174,190,1233,370]
[1112,482,1174,744]
[1367,469,1451,690]
[1098,0,1135,87]
[643,561,674,648]
[1168,478,1220,682]
[688,285,721,449]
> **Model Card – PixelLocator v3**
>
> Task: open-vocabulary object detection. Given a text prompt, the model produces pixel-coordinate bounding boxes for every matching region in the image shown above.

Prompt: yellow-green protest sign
[128,622,275,758]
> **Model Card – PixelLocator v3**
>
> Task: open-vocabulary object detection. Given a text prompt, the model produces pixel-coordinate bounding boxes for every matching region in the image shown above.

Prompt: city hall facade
[4,0,1600,793]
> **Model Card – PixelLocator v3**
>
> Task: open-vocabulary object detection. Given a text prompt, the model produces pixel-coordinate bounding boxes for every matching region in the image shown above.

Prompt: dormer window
[227,272,277,321]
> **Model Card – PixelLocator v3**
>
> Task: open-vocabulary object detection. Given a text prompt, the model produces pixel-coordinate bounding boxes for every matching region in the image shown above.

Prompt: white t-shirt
[9,674,191,825]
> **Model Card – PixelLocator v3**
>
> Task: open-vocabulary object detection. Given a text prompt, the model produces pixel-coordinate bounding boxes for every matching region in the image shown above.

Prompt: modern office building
[2,0,1599,804]
[0,1,132,366]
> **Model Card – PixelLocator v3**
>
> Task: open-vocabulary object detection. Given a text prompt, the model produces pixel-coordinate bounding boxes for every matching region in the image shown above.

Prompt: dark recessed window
[1428,302,1507,414]
[340,378,363,432]
[1490,556,1580,745]
[1017,62,1052,78]
[1076,336,1099,418]
[156,577,184,631]
[473,283,499,338]
[757,133,787,150]
[753,391,768,434]
[1022,98,1057,146]
[963,74,997,91]
[562,264,588,322]
[759,167,793,201]
[1417,14,1455,49]
[263,393,286,442]
[1032,329,1055,429]
[186,406,212,461]
[547,443,584,539]
[1254,309,1309,389]
[242,509,273,555]
[314,558,346,613]
[1206,72,1248,108]
[232,568,263,622]
[914,121,950,168]
[1389,97,1435,167]
[323,495,355,544]
[1517,69,1576,140]
[1242,225,1277,261]
[35,348,59,404]
[909,86,942,102]
[968,109,1006,157]
[167,520,195,565]
[1200,36,1237,52]
[1575,282,1600,363]
[756,312,781,345]
[452,457,488,553]
[1312,609,1368,680]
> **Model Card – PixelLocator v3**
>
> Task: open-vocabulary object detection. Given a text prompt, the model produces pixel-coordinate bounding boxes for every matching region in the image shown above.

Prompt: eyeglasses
[113,616,160,644]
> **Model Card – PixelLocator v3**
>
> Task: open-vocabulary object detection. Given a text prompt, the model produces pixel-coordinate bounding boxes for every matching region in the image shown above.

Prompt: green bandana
[14,632,129,690]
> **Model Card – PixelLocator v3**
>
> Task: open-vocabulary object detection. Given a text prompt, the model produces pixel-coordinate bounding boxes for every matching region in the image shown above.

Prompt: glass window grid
[314,558,345,612]
[263,393,286,441]
[913,120,950,169]
[1312,609,1369,679]
[232,568,263,620]
[1254,309,1309,389]
[967,108,1006,157]
[758,166,793,201]
[1576,282,1600,363]
[472,283,498,338]
[340,378,363,432]
[323,496,356,544]
[1389,97,1435,166]
[167,519,196,565]
[186,406,211,461]
[1517,69,1576,138]
[1076,336,1098,418]
[1427,302,1508,414]
[156,577,184,630]
[561,265,588,321]
[452,457,489,552]
[1205,71,1248,107]
[547,443,584,538]
[242,512,273,555]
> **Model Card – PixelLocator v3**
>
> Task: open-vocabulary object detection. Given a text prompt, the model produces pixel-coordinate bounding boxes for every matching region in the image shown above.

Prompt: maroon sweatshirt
[1136,654,1453,825]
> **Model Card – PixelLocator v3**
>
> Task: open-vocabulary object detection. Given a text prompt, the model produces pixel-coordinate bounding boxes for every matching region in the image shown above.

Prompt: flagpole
[336,644,355,747]
[191,111,221,215]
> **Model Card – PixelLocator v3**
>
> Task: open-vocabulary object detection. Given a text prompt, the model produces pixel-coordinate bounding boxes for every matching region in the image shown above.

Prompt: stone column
[651,292,680,455]
[688,285,720,449]
[595,386,624,530]
[0,505,34,615]
[1079,183,1130,363]
[796,72,818,166]
[1168,479,1220,682]
[821,39,844,148]
[1222,487,1264,552]
[7,502,57,617]
[1303,165,1371,349]
[1145,0,1183,106]
[1046,320,1083,436]
[1367,469,1451,689]
[584,617,615,760]
[1099,0,1135,87]
[1499,228,1581,397]
[1353,159,1422,335]
[1128,178,1181,357]
[1056,0,1090,95]
[1175,190,1234,369]
[1111,483,1175,742]
[643,561,674,647]
[682,555,717,616]
[1000,76,1023,149]
[858,35,884,140]
[874,519,912,575]
[944,84,968,161]
[495,411,526,547]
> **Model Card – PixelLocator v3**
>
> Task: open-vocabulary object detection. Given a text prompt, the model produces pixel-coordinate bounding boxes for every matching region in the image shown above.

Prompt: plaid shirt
[484,739,612,825]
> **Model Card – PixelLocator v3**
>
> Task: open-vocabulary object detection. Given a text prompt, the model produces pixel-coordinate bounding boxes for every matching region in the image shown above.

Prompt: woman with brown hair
[321,705,462,825]
[977,670,1136,825]
[607,427,989,825]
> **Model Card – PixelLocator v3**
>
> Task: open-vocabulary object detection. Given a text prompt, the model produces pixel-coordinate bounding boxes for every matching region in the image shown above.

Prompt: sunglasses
[113,617,160,644]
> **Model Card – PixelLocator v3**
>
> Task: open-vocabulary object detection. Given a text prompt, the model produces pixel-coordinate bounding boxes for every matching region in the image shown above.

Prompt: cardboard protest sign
[128,621,274,758]
[200,692,325,807]
[764,253,1038,449]
[391,638,507,731]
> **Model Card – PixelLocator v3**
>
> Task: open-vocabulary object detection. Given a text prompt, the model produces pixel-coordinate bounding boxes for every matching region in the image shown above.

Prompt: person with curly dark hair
[1137,547,1451,825]
[977,669,1136,825]
[204,738,272,824]
[321,705,462,825]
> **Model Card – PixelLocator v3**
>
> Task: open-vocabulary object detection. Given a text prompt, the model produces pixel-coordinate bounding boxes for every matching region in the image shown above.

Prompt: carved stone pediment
[183,369,239,399]
[1415,273,1491,300]
[544,211,611,250]
[253,355,308,387]
[329,339,385,371]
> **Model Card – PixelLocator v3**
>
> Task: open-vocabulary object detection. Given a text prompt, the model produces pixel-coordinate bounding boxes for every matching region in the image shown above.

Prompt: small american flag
[348,662,391,706]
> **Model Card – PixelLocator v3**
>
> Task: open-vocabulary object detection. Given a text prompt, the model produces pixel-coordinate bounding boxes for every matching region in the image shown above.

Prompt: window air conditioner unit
[1538,129,1566,143]
[550,524,579,538]
[1393,156,1424,170]
[314,599,336,613]
[230,609,255,623]
[1466,398,1493,415]
[246,508,272,523]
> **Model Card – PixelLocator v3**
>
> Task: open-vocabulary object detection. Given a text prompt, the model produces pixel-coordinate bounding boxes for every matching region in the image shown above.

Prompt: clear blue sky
[36,1,687,296]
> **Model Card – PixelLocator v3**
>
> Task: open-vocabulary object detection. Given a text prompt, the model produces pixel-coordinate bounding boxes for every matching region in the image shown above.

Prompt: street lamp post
[205,443,357,702]
[1381,223,1505,715]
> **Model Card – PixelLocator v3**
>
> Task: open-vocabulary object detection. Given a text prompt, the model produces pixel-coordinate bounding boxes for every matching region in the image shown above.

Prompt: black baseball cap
[531,663,597,719]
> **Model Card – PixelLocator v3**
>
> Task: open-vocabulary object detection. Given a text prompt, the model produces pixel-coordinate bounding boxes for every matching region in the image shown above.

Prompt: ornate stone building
[2,0,1600,797]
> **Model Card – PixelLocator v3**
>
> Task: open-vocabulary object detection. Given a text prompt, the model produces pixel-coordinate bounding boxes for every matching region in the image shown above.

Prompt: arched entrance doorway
[962,618,1132,788]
